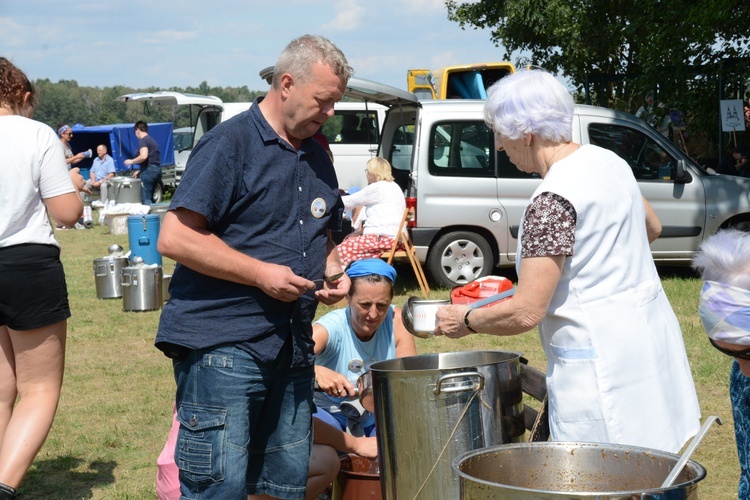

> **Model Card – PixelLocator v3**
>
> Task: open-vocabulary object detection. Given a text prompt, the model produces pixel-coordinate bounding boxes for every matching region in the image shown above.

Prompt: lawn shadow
[656,264,700,280]
[22,456,116,498]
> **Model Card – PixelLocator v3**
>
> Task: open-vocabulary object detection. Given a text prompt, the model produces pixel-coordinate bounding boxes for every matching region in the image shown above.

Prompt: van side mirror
[674,159,689,184]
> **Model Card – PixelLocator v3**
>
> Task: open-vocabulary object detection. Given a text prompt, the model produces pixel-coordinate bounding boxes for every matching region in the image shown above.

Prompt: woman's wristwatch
[463,309,478,333]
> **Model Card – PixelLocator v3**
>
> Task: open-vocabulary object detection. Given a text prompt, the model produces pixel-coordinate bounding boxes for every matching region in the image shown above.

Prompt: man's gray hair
[272,34,352,90]
[692,229,750,290]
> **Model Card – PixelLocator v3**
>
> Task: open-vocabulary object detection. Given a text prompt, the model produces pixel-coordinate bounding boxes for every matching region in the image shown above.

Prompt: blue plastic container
[127,214,162,266]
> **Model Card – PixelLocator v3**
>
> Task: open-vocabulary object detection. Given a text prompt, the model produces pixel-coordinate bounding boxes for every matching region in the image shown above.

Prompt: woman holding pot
[435,69,700,454]
[313,258,416,437]
[0,57,85,498]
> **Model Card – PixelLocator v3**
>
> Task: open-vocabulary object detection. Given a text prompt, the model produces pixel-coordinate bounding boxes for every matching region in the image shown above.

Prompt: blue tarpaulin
[69,122,175,174]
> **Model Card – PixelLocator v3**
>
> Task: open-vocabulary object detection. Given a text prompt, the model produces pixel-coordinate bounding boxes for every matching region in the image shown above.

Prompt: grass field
[16,219,740,498]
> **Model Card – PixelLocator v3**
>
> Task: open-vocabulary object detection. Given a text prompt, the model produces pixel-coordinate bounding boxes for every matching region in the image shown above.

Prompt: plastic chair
[380,208,430,298]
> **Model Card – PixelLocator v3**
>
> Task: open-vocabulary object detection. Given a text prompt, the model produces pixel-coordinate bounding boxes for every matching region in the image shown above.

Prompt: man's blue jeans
[173,343,314,499]
[140,165,161,205]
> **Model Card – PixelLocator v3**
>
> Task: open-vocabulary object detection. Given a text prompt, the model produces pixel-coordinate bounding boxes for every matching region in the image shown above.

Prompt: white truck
[118,90,386,192]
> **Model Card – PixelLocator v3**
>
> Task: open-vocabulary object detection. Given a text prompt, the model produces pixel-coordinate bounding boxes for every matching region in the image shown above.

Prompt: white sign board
[721,99,745,132]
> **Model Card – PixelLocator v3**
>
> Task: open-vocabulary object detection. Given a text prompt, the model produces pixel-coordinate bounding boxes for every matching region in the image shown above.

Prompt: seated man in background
[87,144,115,203]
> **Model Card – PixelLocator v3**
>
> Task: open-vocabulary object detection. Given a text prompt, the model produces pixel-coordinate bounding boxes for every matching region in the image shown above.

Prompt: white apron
[516,145,700,453]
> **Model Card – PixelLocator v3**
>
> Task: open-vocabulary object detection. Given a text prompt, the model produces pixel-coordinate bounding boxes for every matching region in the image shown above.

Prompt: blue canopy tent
[69,122,175,176]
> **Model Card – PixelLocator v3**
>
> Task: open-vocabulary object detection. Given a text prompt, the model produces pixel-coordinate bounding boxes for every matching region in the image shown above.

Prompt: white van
[118,90,385,192]
[118,92,252,186]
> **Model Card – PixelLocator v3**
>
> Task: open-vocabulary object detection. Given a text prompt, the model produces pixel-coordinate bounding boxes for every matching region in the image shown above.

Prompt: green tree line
[446,0,750,161]
[32,79,267,131]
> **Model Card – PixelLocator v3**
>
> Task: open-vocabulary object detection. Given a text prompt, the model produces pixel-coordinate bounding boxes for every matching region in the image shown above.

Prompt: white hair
[692,229,750,290]
[483,69,574,142]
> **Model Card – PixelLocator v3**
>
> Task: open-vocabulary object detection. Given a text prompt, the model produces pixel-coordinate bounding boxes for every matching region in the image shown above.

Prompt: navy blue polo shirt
[138,134,161,168]
[155,98,343,367]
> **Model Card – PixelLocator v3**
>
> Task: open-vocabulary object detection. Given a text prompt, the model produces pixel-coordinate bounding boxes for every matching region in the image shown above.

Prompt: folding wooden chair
[380,208,430,298]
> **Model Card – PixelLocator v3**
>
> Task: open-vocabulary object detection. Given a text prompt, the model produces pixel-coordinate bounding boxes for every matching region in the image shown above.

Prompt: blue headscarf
[346,259,397,283]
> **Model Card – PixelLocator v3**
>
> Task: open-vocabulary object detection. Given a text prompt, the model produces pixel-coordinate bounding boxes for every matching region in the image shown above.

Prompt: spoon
[313,271,345,283]
[661,415,723,488]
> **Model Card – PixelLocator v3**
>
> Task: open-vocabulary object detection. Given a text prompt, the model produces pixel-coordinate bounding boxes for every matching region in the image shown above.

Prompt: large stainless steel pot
[113,177,142,205]
[370,351,524,500]
[121,261,163,311]
[93,255,129,299]
[452,442,706,499]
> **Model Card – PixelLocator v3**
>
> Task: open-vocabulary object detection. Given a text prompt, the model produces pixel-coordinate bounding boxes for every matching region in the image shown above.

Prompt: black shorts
[0,244,71,330]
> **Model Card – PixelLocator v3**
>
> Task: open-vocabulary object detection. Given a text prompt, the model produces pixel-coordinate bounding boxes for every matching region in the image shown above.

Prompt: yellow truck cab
[407,62,516,100]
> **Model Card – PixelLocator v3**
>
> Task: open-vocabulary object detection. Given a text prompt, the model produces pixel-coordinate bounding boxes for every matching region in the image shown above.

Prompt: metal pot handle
[433,371,484,396]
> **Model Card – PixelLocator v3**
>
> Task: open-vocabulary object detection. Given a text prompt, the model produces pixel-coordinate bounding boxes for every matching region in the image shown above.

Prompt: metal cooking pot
[113,177,142,205]
[121,261,163,311]
[93,255,129,299]
[370,350,524,500]
[452,442,706,499]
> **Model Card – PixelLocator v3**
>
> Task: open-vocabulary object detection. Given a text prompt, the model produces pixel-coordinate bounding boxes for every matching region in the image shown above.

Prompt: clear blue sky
[1,0,511,92]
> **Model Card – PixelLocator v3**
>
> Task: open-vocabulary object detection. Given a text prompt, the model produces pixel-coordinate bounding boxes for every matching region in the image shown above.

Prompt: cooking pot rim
[451,441,707,495]
[369,350,523,373]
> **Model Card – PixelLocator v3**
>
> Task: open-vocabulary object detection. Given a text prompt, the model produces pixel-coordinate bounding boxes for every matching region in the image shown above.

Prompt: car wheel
[427,231,494,288]
[152,182,163,204]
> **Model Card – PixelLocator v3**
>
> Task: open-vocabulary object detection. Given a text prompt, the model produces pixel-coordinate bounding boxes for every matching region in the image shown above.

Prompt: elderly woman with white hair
[435,69,701,453]
[692,228,750,498]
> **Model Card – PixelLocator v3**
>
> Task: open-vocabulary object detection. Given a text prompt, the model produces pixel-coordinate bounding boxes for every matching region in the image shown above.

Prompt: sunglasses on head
[709,338,750,360]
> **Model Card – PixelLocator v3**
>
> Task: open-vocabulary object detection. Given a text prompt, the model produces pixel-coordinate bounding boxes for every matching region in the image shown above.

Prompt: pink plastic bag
[156,410,180,500]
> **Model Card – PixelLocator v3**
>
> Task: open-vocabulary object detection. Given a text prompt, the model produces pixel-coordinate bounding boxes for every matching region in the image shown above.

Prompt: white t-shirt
[0,115,75,247]
[342,180,405,237]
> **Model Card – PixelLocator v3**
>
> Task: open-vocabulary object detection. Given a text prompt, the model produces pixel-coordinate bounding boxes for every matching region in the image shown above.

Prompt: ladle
[661,415,723,488]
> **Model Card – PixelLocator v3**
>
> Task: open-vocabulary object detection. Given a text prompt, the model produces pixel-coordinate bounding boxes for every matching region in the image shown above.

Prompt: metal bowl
[402,296,451,338]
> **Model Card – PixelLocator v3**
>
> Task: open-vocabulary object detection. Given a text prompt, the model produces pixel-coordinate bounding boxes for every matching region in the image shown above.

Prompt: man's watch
[463,309,478,333]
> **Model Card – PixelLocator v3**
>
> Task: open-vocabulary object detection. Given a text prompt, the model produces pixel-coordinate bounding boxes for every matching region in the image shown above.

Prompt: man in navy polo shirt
[155,35,352,499]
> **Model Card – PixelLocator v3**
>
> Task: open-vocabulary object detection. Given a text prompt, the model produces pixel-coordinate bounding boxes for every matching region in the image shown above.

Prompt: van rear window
[428,121,494,177]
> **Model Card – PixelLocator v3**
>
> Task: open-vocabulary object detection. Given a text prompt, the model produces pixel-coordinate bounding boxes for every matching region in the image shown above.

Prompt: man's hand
[315,272,350,305]
[254,262,315,302]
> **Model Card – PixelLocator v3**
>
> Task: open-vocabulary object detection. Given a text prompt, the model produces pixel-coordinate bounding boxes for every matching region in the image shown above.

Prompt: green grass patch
[17,224,739,498]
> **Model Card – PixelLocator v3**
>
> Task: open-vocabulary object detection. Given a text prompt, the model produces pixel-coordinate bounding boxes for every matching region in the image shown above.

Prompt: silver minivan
[343,79,750,287]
